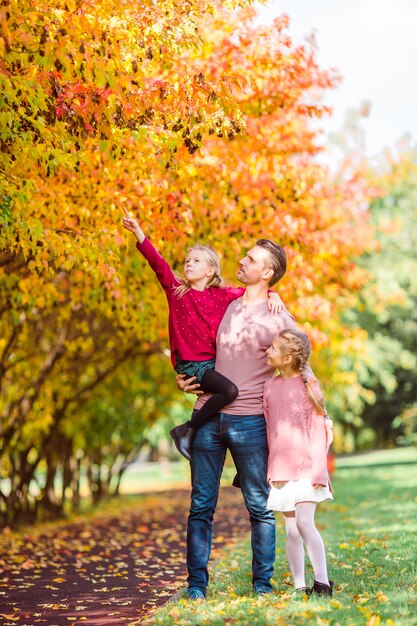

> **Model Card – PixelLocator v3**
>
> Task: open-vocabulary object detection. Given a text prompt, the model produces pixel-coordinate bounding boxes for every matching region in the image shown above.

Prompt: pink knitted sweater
[195,299,297,415]
[264,375,330,487]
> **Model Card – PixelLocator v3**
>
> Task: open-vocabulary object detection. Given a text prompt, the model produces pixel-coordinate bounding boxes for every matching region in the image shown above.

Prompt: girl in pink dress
[264,329,333,597]
[122,209,283,461]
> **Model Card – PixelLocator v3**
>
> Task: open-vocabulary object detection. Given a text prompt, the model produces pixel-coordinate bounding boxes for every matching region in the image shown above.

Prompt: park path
[0,487,250,625]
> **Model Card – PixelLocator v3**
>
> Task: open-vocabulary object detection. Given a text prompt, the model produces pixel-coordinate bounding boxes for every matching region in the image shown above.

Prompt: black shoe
[310,580,333,596]
[170,422,196,461]
[232,473,241,488]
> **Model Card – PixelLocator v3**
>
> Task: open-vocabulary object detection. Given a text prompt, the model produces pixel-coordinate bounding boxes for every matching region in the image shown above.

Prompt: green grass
[119,455,239,494]
[143,447,417,626]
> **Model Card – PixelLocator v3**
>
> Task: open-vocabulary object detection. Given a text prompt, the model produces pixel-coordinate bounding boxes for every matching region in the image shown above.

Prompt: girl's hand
[122,208,145,243]
[267,292,285,316]
[313,483,326,489]
[325,417,334,448]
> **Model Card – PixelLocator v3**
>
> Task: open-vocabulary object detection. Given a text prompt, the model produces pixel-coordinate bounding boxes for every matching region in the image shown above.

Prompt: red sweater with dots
[136,238,244,368]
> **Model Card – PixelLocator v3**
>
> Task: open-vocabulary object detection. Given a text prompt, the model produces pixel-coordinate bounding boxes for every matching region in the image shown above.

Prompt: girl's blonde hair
[278,329,326,415]
[174,245,224,297]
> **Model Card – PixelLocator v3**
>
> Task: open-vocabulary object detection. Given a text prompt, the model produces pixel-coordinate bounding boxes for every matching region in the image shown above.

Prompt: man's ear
[263,267,274,283]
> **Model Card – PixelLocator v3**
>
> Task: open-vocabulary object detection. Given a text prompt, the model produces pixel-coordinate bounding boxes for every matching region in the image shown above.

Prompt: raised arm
[121,209,179,292]
[122,208,145,244]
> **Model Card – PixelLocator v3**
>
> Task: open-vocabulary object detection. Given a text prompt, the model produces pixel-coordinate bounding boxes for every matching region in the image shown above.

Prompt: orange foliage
[0,0,373,523]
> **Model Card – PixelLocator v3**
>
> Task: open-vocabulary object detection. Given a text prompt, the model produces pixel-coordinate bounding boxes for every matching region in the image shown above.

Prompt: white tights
[283,502,329,589]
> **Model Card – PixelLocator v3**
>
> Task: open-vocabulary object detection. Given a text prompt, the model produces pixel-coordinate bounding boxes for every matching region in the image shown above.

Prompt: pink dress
[263,375,333,512]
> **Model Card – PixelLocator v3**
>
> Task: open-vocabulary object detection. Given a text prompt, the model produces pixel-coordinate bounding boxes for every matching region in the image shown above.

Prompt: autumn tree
[1,1,371,526]
[1,0,258,526]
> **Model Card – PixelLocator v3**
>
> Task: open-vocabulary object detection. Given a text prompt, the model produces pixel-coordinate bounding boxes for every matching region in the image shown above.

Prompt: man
[177,239,298,599]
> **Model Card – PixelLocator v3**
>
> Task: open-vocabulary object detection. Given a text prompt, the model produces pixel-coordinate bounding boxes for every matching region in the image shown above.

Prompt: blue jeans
[186,412,276,592]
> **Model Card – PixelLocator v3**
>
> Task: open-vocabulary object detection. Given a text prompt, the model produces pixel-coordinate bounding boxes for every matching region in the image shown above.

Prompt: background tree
[339,148,417,449]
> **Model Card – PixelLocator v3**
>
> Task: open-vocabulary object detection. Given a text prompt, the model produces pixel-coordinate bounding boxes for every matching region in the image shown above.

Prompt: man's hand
[176,373,204,395]
[267,292,285,316]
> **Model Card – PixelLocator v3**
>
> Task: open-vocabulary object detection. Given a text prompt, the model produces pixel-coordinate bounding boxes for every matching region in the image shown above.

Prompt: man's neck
[242,283,269,305]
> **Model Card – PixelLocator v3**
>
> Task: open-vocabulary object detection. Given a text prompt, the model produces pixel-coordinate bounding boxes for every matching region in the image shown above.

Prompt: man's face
[236,245,272,285]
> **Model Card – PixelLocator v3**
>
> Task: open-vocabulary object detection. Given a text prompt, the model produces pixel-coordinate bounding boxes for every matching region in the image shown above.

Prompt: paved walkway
[0,487,250,625]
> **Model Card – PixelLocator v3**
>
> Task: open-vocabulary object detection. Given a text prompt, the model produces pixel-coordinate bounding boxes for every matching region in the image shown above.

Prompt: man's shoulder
[279,306,296,322]
[266,307,296,330]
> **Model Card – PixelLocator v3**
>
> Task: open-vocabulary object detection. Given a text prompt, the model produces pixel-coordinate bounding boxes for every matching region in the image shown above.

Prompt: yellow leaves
[36,295,46,309]
[376,592,389,603]
[354,593,370,605]
[298,609,317,619]
[169,606,181,621]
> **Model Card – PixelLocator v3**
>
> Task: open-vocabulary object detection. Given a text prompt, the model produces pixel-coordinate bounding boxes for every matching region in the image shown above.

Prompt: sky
[255,0,417,159]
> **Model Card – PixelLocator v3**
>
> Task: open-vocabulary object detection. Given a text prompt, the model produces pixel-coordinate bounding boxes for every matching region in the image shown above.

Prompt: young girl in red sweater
[264,328,333,597]
[122,209,283,460]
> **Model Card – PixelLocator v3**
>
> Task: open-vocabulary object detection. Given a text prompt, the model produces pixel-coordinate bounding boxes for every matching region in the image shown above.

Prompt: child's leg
[170,371,237,461]
[189,369,238,430]
[294,502,329,586]
[283,512,307,589]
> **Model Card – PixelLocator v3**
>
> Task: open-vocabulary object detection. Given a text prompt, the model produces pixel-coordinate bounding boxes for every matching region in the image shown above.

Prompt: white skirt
[267,477,333,512]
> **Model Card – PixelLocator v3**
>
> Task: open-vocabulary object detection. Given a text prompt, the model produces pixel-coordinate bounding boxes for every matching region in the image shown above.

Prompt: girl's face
[266,336,291,370]
[184,249,214,284]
